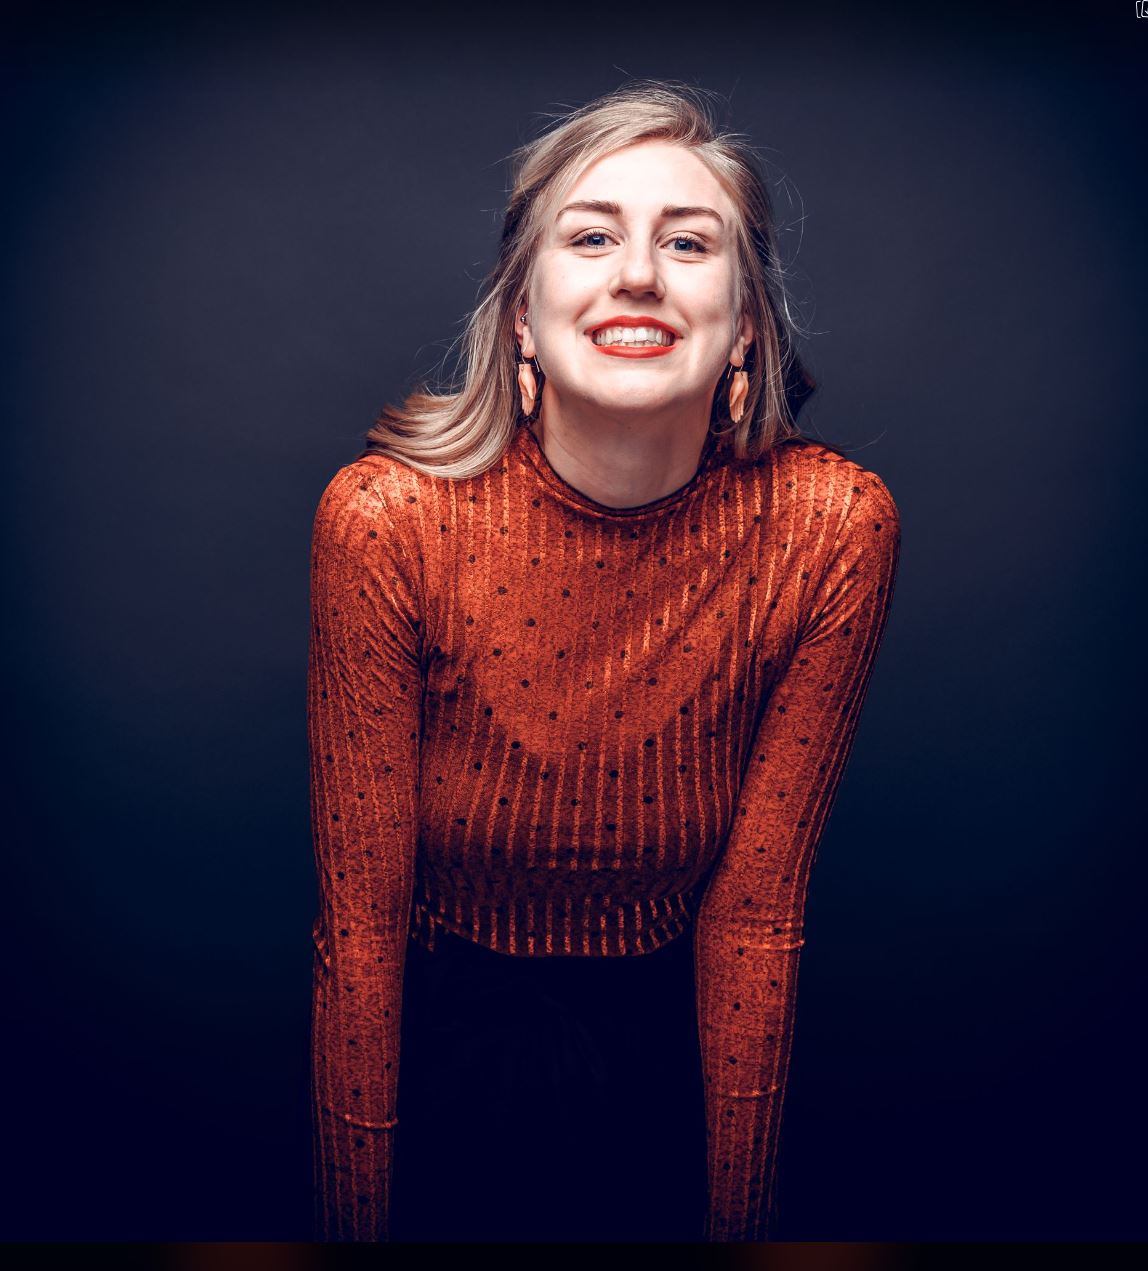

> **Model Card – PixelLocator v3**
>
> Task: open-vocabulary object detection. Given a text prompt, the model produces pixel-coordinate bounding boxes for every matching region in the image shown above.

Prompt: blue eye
[670,234,708,254]
[571,231,612,249]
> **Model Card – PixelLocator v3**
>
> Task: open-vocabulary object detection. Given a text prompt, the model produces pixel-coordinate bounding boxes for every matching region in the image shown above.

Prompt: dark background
[3,0,1144,1243]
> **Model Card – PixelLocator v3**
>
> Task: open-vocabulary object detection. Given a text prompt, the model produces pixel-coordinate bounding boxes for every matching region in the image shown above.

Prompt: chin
[591,391,674,415]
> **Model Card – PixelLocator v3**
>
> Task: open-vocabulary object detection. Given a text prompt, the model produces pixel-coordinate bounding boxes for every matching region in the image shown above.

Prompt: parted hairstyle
[360,78,823,476]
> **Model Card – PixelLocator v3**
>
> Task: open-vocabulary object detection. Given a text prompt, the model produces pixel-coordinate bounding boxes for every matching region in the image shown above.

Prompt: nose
[608,235,664,301]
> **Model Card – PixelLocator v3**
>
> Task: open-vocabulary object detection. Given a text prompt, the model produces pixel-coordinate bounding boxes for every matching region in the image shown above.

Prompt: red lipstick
[586,314,680,359]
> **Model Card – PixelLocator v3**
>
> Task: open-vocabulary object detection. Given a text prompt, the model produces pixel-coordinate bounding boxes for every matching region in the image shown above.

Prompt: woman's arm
[307,462,424,1241]
[693,474,901,1242]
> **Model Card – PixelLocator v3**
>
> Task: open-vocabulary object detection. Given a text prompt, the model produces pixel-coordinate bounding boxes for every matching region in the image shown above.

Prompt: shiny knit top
[307,418,901,1242]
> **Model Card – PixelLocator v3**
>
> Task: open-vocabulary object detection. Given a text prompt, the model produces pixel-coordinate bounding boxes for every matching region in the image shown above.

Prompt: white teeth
[591,325,675,347]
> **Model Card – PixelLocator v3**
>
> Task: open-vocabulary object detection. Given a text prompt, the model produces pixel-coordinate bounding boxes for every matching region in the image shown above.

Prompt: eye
[667,233,708,254]
[570,229,614,250]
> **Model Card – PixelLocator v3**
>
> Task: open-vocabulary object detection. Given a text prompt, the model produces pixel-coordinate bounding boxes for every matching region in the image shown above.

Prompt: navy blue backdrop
[2,0,1144,1243]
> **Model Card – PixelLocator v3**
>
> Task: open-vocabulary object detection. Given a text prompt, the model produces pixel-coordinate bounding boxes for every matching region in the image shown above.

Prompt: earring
[517,356,538,417]
[728,363,749,424]
[516,310,539,417]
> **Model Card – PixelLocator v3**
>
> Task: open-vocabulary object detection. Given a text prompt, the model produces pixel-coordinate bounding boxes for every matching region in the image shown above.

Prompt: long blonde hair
[360,78,819,476]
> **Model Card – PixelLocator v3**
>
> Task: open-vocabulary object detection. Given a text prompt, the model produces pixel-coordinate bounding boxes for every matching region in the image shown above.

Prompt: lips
[586,314,681,359]
[586,314,682,339]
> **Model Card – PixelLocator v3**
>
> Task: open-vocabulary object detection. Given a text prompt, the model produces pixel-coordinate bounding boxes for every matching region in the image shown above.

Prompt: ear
[731,314,754,368]
[516,305,536,360]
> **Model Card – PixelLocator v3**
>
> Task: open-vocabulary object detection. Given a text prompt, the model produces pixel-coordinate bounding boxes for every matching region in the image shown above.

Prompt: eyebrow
[555,198,725,227]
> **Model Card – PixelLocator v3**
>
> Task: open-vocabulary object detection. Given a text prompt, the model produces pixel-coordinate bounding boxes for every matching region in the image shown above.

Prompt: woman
[307,79,901,1243]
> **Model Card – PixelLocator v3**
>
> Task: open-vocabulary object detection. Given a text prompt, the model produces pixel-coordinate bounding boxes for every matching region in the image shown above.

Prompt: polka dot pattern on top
[307,420,901,1242]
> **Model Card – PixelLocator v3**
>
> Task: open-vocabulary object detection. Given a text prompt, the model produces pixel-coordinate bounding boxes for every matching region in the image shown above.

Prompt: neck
[529,389,714,511]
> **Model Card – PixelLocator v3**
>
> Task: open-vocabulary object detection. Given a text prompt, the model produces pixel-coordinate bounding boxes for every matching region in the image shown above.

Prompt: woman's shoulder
[310,451,434,564]
[766,434,900,532]
[314,450,429,525]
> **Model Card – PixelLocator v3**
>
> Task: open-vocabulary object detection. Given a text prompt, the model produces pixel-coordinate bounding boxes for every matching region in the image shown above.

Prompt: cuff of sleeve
[313,1106,396,1241]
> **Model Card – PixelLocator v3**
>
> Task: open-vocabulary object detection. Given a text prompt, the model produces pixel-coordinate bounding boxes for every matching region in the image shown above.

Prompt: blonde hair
[360,78,818,476]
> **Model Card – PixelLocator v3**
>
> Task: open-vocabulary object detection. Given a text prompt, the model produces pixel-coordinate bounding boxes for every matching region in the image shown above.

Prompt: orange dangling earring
[517,357,538,418]
[517,310,539,418]
[728,362,749,424]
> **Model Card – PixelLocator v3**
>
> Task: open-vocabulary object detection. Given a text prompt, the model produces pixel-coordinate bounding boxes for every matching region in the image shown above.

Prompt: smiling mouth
[590,324,676,348]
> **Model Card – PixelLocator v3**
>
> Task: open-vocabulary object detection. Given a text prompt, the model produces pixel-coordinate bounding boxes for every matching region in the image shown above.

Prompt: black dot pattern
[307,423,901,1241]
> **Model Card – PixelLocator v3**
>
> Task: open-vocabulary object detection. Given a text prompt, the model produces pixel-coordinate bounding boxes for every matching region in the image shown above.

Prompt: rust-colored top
[307,419,901,1241]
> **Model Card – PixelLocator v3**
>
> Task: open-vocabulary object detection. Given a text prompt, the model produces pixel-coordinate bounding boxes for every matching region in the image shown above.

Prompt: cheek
[537,263,595,315]
[685,286,738,355]
[682,269,735,319]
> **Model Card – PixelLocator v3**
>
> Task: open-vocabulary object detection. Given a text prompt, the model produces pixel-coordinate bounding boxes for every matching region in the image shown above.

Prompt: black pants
[391,923,709,1243]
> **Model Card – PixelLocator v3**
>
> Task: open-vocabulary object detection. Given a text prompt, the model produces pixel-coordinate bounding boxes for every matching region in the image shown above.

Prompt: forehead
[553,140,733,216]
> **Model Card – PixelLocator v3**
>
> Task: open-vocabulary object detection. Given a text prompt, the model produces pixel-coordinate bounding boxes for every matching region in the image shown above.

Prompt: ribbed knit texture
[308,419,901,1242]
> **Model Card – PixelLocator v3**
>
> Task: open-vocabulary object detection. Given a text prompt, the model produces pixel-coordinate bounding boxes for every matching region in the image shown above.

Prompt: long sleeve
[307,463,424,1241]
[693,475,902,1242]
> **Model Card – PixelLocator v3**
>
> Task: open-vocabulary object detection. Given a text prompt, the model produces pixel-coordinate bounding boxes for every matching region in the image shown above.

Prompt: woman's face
[518,139,753,425]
